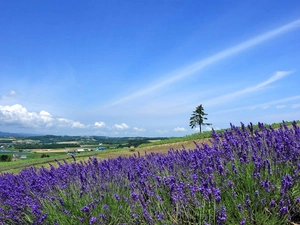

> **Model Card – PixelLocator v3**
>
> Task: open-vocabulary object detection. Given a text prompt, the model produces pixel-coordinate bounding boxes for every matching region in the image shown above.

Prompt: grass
[0,147,173,173]
[138,130,214,148]
[0,151,97,173]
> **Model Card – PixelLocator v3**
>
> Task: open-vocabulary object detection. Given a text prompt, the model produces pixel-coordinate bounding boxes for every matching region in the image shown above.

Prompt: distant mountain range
[0,131,39,137]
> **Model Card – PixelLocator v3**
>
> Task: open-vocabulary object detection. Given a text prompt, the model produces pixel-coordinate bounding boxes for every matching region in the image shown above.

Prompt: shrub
[0,154,12,162]
[41,153,50,158]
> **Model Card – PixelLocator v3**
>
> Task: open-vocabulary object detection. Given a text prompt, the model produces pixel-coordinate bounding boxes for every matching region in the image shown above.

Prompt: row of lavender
[0,121,300,224]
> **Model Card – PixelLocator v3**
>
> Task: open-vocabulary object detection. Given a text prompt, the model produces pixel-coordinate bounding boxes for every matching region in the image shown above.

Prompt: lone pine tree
[189,104,212,133]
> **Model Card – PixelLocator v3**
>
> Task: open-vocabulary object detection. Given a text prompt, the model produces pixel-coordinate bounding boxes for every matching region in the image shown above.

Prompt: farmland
[0,121,300,224]
[0,135,171,173]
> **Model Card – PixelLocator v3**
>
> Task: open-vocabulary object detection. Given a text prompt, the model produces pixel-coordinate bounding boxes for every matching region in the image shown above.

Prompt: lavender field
[0,122,300,225]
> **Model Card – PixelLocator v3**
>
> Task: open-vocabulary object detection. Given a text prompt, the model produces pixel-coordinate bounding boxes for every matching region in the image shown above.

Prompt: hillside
[136,139,211,154]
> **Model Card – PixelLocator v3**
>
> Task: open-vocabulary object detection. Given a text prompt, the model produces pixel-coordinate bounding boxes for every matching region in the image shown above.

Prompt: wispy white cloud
[69,121,85,128]
[173,127,186,132]
[251,111,300,124]
[203,71,293,107]
[0,104,85,129]
[0,90,18,101]
[94,121,106,128]
[155,129,169,134]
[113,123,129,130]
[8,90,17,97]
[108,19,300,107]
[292,103,300,108]
[205,126,213,131]
[133,127,145,132]
[212,95,300,114]
[276,105,286,109]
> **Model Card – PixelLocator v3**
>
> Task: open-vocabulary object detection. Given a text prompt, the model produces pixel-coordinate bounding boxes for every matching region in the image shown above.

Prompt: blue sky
[0,1,300,137]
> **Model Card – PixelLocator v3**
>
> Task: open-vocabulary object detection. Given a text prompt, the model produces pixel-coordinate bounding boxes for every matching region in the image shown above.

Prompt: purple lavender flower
[254,190,259,198]
[156,212,164,221]
[279,206,288,216]
[79,190,84,198]
[281,174,293,195]
[143,209,153,222]
[89,216,97,224]
[58,198,65,206]
[102,204,109,212]
[245,199,250,206]
[270,199,276,208]
[232,164,238,174]
[131,213,138,219]
[99,213,107,221]
[130,191,139,201]
[62,209,70,215]
[80,205,90,214]
[237,204,243,212]
[228,180,233,189]
[240,218,246,225]
[214,188,221,204]
[216,206,226,225]
[114,193,120,202]
[218,164,224,174]
[245,194,249,200]
[38,213,48,224]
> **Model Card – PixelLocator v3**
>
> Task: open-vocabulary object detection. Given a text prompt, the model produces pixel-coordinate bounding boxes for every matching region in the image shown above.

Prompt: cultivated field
[0,139,210,174]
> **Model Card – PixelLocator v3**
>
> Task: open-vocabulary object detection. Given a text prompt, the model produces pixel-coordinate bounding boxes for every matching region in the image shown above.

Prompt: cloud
[0,104,85,129]
[256,71,292,87]
[70,121,85,128]
[292,104,300,108]
[0,90,18,101]
[155,129,169,134]
[276,105,286,109]
[40,110,54,126]
[113,123,129,130]
[261,105,270,109]
[133,127,145,132]
[8,90,17,97]
[204,126,220,131]
[203,71,293,107]
[205,126,213,131]
[107,19,300,107]
[213,95,300,114]
[173,127,186,132]
[94,121,106,128]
